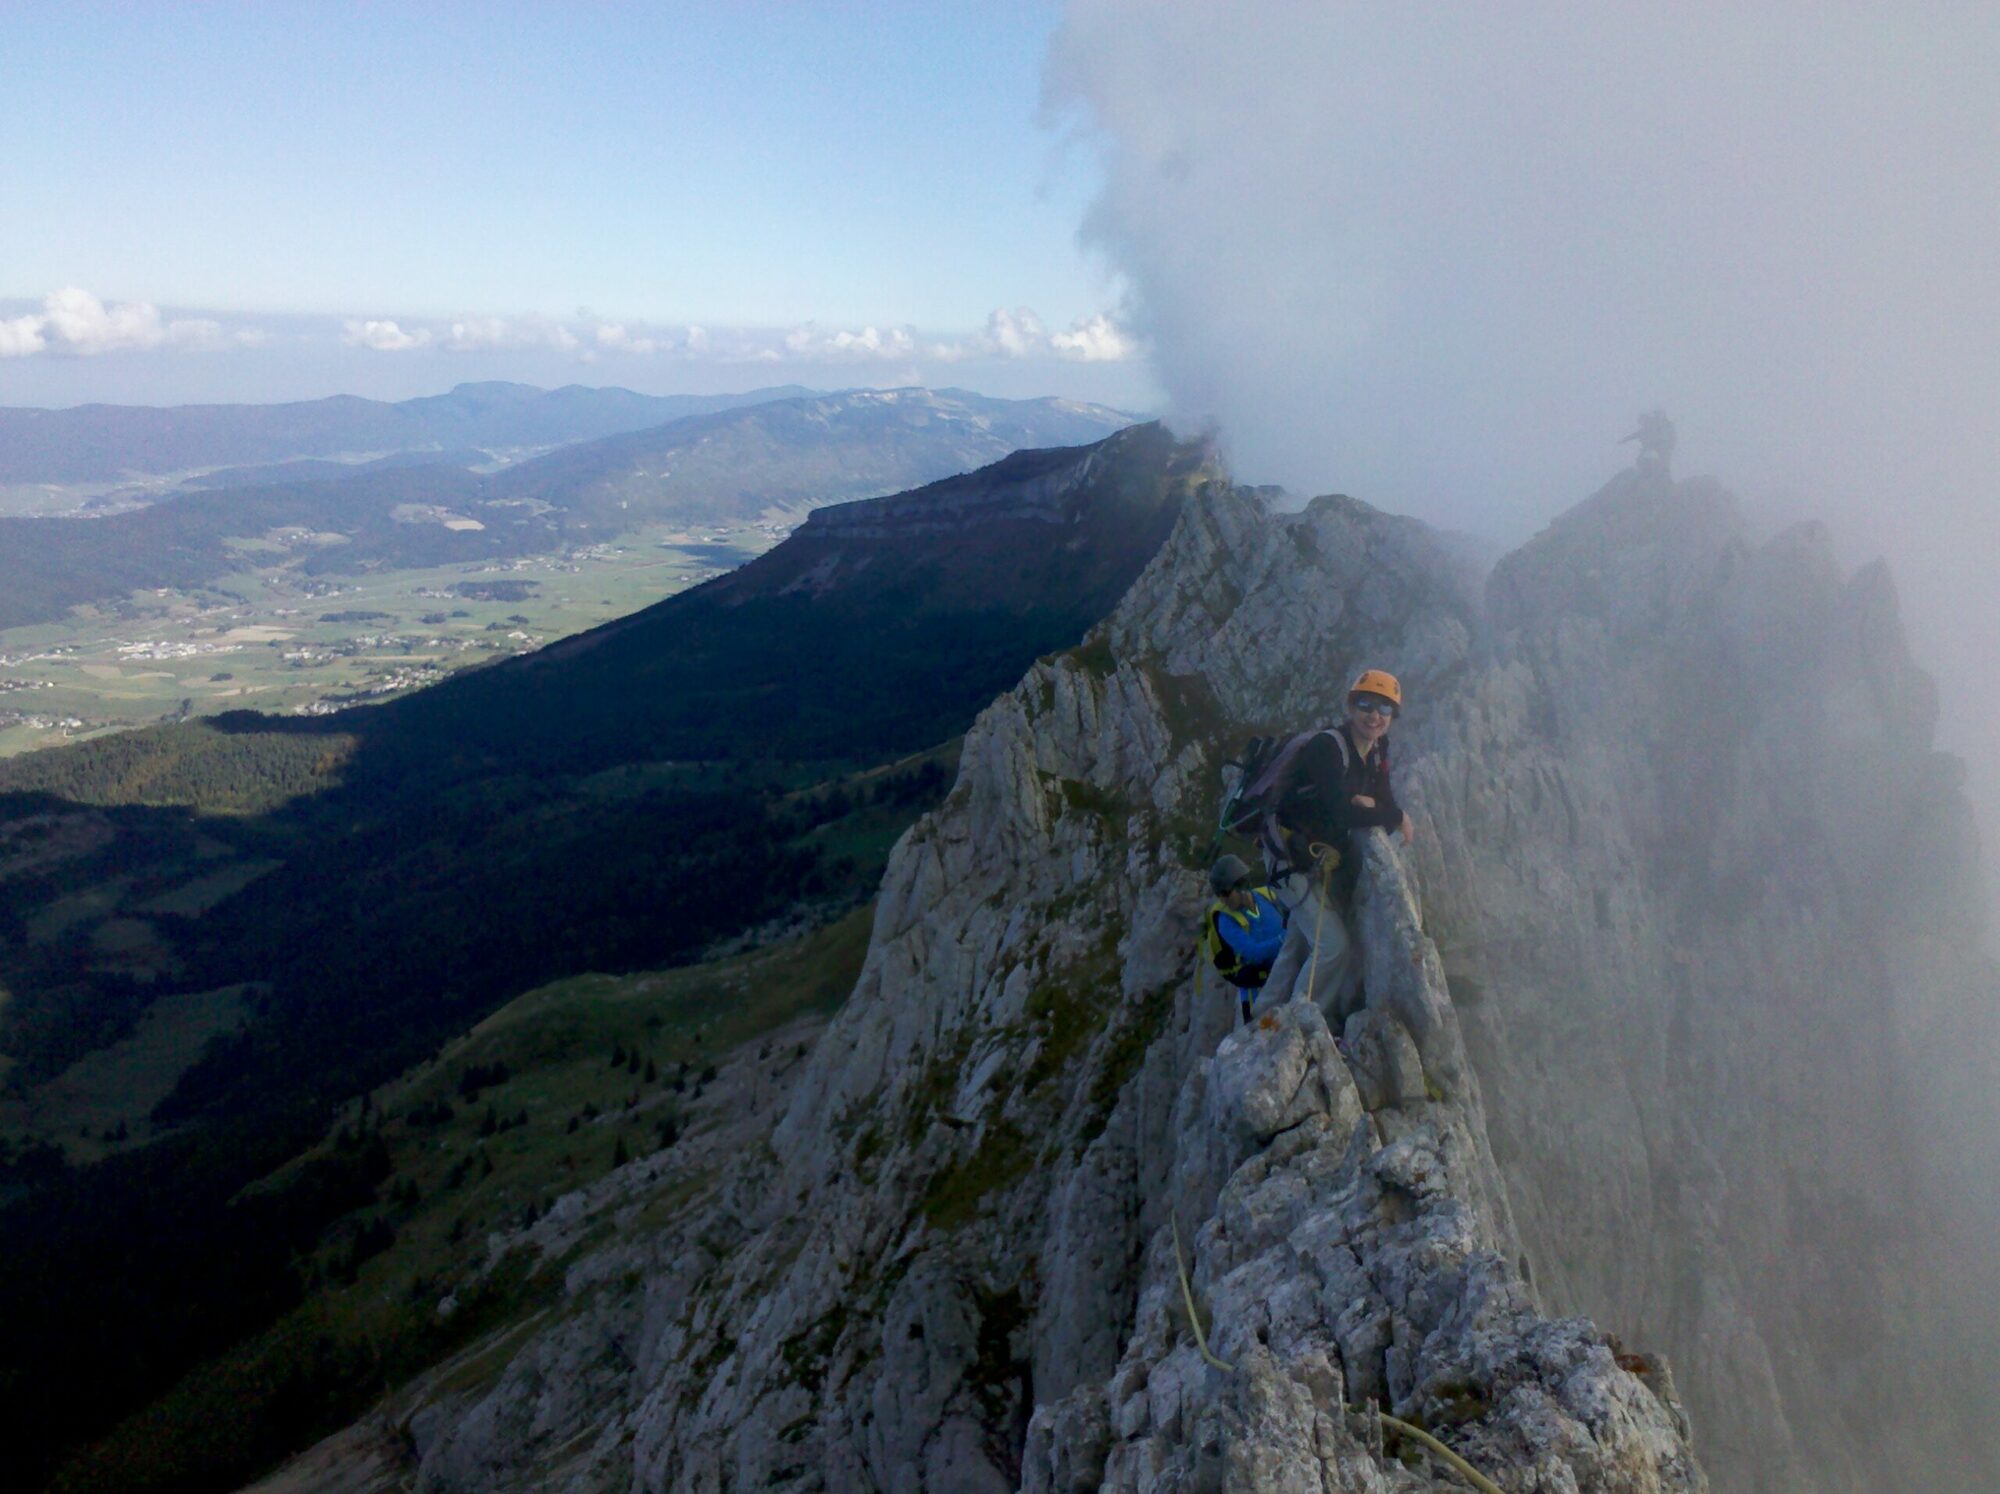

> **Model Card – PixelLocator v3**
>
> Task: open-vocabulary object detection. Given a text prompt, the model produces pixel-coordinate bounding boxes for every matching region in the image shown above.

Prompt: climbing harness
[1264,727,1388,886]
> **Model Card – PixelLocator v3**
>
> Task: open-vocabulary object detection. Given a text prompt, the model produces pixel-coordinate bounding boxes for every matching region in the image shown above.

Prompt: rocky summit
[253,459,1999,1493]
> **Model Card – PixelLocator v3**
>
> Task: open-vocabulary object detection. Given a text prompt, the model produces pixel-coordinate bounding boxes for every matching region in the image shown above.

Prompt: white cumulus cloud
[1049,311,1137,362]
[440,315,580,352]
[0,287,242,357]
[594,322,659,355]
[925,307,1139,363]
[0,313,46,358]
[341,318,432,352]
[0,293,1135,369]
[986,306,1049,357]
[783,323,920,362]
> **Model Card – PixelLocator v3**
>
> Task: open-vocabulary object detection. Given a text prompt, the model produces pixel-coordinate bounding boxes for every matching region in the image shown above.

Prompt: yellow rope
[1378,1413,1506,1494]
[1190,850,1500,1491]
[1168,1211,1235,1373]
[1301,842,1336,1005]
[1168,1204,1504,1491]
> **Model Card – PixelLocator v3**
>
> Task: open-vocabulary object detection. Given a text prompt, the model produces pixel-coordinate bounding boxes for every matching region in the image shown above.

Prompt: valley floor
[0,518,784,757]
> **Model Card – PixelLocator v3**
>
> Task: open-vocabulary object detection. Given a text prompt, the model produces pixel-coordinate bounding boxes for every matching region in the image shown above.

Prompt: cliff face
[265,465,1997,1492]
[1403,467,2000,1489]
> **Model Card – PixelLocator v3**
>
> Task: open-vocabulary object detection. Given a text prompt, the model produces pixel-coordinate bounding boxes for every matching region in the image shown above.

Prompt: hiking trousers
[1265,873,1358,1021]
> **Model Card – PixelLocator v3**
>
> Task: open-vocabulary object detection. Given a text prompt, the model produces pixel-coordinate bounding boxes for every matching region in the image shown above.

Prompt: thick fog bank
[1048,0,2000,936]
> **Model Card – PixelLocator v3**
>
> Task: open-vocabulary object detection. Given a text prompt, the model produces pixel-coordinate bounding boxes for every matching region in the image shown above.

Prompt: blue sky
[7,1,1998,891]
[2,1,1149,407]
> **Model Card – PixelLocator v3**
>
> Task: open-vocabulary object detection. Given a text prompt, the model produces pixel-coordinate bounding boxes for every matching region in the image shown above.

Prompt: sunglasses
[1350,697,1397,718]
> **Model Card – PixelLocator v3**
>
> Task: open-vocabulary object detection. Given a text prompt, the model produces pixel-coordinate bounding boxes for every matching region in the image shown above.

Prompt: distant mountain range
[0,387,1135,629]
[0,380,816,484]
[486,386,1141,528]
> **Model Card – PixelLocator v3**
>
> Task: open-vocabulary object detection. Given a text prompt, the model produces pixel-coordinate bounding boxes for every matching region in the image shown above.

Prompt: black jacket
[1276,725,1400,880]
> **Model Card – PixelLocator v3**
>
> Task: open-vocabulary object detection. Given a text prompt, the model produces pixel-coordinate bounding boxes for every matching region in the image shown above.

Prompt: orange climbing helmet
[1348,668,1402,707]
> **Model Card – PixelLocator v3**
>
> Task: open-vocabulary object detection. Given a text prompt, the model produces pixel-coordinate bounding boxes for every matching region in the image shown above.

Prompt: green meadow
[0,520,777,758]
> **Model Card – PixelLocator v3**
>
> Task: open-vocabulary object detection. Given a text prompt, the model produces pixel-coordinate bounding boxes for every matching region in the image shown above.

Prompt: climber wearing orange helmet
[1261,668,1414,1017]
[1277,669,1413,865]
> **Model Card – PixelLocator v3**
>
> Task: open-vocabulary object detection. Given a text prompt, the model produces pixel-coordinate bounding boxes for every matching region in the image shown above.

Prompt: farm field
[0,481,163,519]
[0,520,780,757]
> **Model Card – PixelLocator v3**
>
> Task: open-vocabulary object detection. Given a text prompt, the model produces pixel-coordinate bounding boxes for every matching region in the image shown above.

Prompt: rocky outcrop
[256,460,1999,1492]
[1024,840,1702,1493]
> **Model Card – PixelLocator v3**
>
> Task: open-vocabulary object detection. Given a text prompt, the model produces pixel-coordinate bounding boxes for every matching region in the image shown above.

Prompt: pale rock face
[263,462,1999,1494]
[1022,844,1698,1494]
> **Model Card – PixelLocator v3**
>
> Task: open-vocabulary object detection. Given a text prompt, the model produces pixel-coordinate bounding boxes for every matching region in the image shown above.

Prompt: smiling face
[1347,692,1396,748]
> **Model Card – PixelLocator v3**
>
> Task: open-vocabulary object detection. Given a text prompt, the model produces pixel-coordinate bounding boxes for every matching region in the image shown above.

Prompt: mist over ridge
[1046,1,2000,933]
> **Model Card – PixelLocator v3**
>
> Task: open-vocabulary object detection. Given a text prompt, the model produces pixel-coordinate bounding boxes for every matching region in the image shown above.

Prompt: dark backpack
[1216,727,1349,877]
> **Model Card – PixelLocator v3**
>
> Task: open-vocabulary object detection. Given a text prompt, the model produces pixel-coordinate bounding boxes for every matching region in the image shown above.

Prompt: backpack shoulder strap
[1324,724,1353,770]
[1202,903,1243,975]
[1246,725,1341,803]
[1210,900,1254,933]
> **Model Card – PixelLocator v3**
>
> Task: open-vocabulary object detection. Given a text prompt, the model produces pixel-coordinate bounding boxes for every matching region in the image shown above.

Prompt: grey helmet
[1209,853,1253,896]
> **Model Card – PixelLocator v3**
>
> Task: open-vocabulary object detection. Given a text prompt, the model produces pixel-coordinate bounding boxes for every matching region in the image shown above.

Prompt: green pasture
[52,906,871,1494]
[0,521,775,757]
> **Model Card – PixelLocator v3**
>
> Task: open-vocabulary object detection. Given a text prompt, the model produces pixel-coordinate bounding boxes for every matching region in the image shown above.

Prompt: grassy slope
[0,743,949,1133]
[51,906,872,1494]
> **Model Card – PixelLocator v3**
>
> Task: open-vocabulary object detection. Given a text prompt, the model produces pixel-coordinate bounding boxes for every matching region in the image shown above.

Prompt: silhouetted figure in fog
[1620,409,1676,474]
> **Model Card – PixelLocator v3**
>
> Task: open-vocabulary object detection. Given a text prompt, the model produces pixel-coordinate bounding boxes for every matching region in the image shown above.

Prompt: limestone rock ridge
[277,463,1999,1493]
